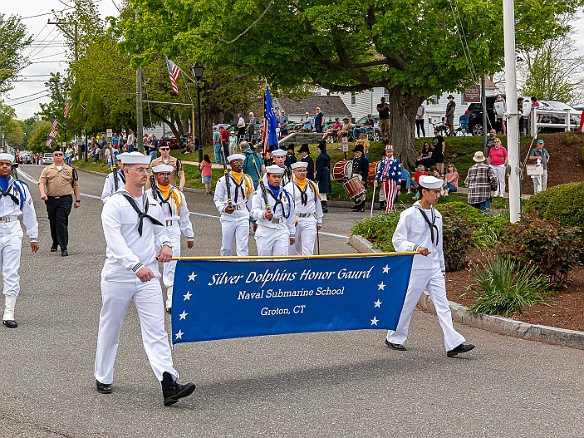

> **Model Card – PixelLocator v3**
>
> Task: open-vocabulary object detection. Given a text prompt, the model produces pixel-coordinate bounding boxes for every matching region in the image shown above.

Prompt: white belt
[0,216,18,223]
[297,213,314,218]
[271,217,285,224]
[232,204,245,211]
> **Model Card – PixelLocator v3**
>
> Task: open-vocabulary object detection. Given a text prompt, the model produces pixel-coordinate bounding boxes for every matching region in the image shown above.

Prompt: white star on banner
[370,317,379,326]
[374,299,382,308]
[179,310,188,320]
[378,281,386,291]
[188,272,197,281]
[183,291,192,301]
[175,330,184,340]
[382,265,390,274]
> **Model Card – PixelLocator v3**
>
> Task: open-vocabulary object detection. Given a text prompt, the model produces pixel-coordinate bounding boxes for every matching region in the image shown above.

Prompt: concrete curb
[350,234,584,350]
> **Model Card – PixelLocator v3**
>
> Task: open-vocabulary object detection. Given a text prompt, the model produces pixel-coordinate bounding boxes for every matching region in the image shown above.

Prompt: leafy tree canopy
[0,13,31,93]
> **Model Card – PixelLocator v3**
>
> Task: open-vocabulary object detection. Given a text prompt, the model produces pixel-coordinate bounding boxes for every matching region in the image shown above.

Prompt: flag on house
[263,84,279,153]
[166,58,181,94]
[49,118,58,138]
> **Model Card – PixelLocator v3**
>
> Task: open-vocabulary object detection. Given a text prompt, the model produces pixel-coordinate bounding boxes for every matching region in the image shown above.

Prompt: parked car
[158,134,180,149]
[537,100,582,132]
[41,153,54,165]
[353,115,381,141]
[465,95,500,136]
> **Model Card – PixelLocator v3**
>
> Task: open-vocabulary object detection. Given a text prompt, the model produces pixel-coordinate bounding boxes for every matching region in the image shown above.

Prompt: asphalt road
[0,165,582,437]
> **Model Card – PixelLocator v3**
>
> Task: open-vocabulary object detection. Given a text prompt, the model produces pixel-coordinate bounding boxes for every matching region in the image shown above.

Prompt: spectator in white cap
[214,153,254,257]
[251,165,295,256]
[95,151,195,405]
[271,148,292,185]
[0,153,38,328]
[148,163,194,312]
[284,161,323,255]
[385,175,475,357]
[101,152,128,203]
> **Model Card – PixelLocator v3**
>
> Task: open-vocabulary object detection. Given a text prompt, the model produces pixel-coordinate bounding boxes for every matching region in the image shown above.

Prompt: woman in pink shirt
[488,138,508,197]
[443,163,459,195]
[200,154,213,194]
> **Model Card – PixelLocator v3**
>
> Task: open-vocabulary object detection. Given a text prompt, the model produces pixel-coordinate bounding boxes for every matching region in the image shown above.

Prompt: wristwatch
[75,199,81,203]
[162,241,173,249]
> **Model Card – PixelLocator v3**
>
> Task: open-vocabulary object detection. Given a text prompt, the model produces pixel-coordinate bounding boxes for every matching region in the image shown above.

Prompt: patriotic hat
[0,153,15,164]
[152,164,174,173]
[419,175,444,190]
[227,154,245,163]
[385,144,394,152]
[272,149,287,157]
[122,152,151,165]
[291,162,308,170]
[266,165,285,175]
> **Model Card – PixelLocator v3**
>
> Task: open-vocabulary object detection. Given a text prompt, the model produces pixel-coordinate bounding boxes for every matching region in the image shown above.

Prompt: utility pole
[135,9,144,153]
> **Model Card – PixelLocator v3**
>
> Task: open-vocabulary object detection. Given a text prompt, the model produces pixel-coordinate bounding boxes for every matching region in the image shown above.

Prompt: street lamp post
[190,65,206,163]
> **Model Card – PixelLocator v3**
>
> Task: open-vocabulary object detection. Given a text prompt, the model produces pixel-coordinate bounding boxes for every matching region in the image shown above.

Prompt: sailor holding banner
[101,152,127,203]
[284,161,323,255]
[385,175,475,357]
[147,164,194,313]
[213,154,254,256]
[95,151,195,406]
[251,165,295,256]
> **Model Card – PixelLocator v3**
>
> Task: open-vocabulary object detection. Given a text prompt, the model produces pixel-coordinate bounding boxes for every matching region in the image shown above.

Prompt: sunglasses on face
[54,153,64,156]
[159,147,170,151]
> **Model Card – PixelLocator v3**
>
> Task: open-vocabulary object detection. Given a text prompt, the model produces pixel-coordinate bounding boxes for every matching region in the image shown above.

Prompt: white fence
[530,107,580,135]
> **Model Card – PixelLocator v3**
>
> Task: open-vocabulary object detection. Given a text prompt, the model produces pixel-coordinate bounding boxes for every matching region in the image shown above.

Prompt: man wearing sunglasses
[38,148,80,257]
[150,145,185,191]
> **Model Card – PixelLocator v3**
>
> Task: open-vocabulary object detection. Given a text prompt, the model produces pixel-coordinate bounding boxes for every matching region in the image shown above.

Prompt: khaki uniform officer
[95,152,195,406]
[38,149,80,257]
[150,146,185,190]
[0,153,39,328]
[147,164,194,313]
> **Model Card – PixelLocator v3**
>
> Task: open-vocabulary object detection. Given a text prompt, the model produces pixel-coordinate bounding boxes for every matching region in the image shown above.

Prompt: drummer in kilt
[351,144,369,212]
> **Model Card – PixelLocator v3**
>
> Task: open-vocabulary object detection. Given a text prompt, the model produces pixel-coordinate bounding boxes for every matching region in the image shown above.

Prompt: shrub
[350,211,401,252]
[497,211,583,288]
[438,204,475,271]
[523,182,584,232]
[466,256,551,316]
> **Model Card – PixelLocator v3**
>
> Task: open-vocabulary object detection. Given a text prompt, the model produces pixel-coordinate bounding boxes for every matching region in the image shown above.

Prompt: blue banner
[264,84,279,151]
[171,255,413,344]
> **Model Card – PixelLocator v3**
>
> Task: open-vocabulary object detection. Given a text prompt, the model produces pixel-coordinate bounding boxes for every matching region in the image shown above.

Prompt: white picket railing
[530,107,578,135]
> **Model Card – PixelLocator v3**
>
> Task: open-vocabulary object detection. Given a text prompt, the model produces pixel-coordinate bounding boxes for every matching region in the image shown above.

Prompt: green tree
[38,72,71,142]
[121,0,584,164]
[0,13,31,93]
[27,120,52,154]
[5,119,24,148]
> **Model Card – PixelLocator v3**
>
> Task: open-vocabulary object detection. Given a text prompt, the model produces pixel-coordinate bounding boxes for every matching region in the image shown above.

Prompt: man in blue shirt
[314,107,324,133]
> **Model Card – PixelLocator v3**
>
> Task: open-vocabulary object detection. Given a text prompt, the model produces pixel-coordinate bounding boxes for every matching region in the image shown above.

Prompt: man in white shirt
[147,164,194,312]
[94,152,195,406]
[0,154,38,328]
[284,161,323,255]
[385,175,474,357]
[101,152,127,203]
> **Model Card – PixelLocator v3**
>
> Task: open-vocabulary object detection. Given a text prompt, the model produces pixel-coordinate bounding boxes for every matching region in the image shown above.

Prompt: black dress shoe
[3,320,17,328]
[161,372,195,406]
[447,343,475,357]
[50,246,57,252]
[385,339,407,351]
[61,250,68,257]
[96,380,112,394]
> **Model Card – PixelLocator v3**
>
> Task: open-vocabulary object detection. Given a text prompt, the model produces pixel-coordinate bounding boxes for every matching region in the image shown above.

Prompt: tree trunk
[389,89,425,169]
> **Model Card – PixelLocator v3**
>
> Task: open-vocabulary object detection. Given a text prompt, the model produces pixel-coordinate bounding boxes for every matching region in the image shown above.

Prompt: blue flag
[263,84,279,152]
[171,255,413,344]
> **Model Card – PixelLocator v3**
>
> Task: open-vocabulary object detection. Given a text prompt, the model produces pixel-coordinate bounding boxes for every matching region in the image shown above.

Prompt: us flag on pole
[46,137,52,147]
[49,118,58,138]
[166,58,181,94]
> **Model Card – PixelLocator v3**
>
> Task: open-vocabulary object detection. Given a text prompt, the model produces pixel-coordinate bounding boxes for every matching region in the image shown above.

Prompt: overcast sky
[2,1,584,119]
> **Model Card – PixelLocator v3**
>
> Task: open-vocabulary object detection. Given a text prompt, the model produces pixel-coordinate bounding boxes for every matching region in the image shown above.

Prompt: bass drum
[332,160,352,183]
[367,161,380,185]
[343,177,366,201]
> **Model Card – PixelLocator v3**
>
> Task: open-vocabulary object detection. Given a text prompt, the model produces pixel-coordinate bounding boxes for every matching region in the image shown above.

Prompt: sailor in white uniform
[271,148,293,186]
[213,154,254,256]
[147,164,194,312]
[385,175,475,357]
[101,152,127,203]
[94,152,195,406]
[284,161,323,255]
[251,165,295,256]
[0,153,38,328]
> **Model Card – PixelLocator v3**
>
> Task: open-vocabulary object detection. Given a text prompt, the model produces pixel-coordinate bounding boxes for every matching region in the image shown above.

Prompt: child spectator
[200,154,213,194]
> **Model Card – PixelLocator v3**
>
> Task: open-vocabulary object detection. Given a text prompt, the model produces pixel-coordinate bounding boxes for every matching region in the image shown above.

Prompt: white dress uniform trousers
[284,180,323,255]
[386,202,465,351]
[95,190,177,385]
[251,186,295,256]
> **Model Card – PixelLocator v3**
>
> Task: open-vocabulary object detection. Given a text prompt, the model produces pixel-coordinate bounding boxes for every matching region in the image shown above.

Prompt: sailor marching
[271,148,293,186]
[101,152,127,203]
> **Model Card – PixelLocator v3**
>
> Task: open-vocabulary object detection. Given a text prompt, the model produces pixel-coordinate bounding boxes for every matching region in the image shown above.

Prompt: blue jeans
[444,183,457,193]
[214,143,222,164]
[472,199,491,212]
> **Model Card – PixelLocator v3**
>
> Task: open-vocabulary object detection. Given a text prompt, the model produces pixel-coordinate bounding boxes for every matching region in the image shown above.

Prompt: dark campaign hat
[353,144,364,153]
[298,144,310,153]
[286,144,295,151]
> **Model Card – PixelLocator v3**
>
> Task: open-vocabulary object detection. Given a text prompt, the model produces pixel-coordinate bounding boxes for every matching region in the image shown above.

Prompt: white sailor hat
[122,151,151,165]
[266,165,285,175]
[227,154,245,162]
[419,175,444,190]
[0,153,15,164]
[152,164,174,173]
[271,149,287,157]
[291,161,308,170]
[116,152,128,163]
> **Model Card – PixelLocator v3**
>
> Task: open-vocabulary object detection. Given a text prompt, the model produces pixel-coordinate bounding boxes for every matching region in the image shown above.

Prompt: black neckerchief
[415,203,439,246]
[294,180,309,206]
[113,169,126,191]
[122,192,163,236]
[151,184,175,216]
[0,179,20,205]
[229,173,245,203]
[267,186,289,218]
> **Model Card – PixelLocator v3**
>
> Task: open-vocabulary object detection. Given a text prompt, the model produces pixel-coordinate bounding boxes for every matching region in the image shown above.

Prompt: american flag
[46,137,53,147]
[64,102,70,118]
[166,58,181,94]
[49,118,58,138]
